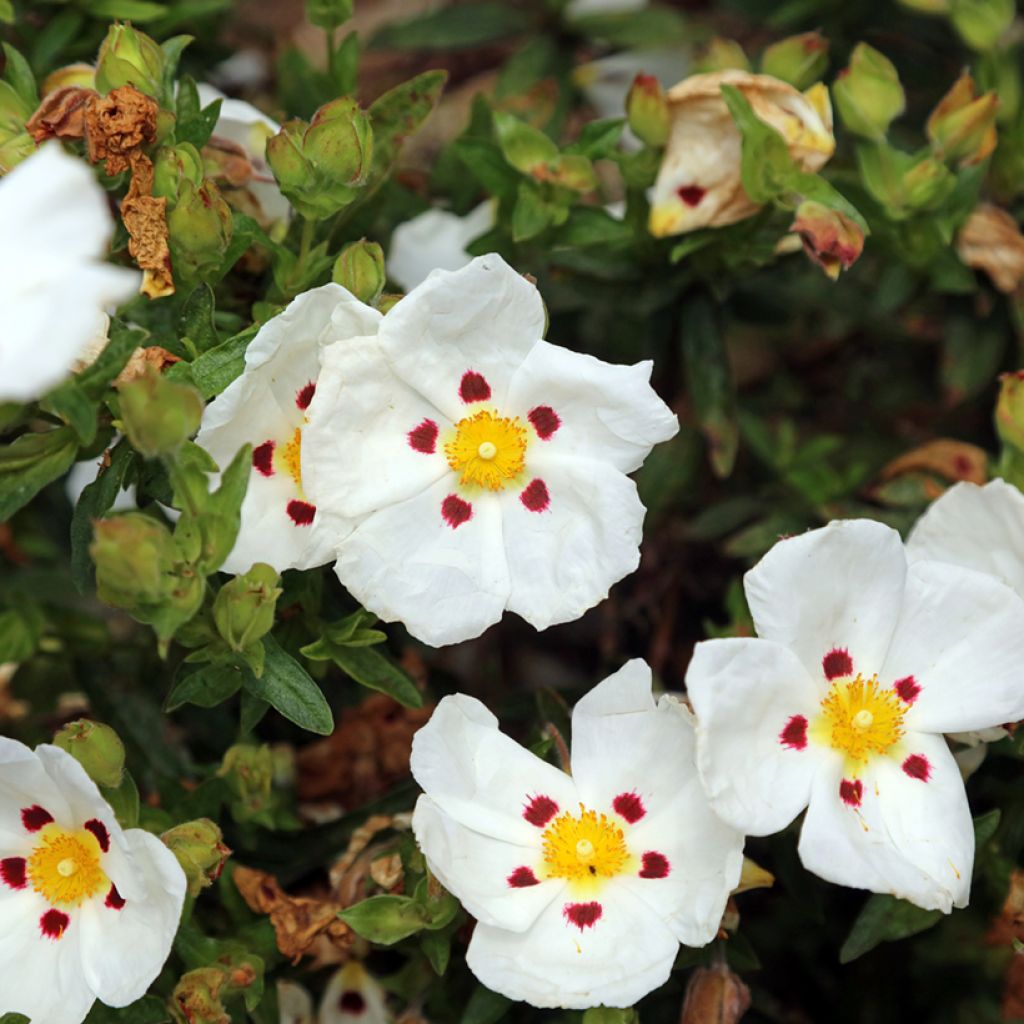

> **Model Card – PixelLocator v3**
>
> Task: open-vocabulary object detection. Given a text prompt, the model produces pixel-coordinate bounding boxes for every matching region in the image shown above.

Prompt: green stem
[298,216,316,269]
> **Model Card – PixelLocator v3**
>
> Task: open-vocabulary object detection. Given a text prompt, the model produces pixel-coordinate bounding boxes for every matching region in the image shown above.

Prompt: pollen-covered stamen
[816,673,906,764]
[27,827,108,907]
[445,410,528,491]
[276,426,304,488]
[541,805,630,882]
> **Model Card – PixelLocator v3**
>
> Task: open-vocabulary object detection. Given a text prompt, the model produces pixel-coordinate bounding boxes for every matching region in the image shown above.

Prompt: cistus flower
[648,70,834,237]
[0,143,139,403]
[386,202,493,292]
[410,660,744,1009]
[319,962,390,1024]
[0,739,186,1024]
[302,254,678,646]
[686,519,1024,912]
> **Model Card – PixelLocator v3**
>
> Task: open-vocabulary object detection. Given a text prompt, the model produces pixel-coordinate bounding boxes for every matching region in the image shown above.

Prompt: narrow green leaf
[186,327,257,399]
[84,993,170,1023]
[0,1013,31,1024]
[0,428,78,523]
[369,69,448,178]
[0,2,14,25]
[370,4,531,50]
[100,772,140,830]
[839,894,942,964]
[512,182,552,242]
[303,641,422,709]
[1,44,36,105]
[243,636,333,735]
[179,283,219,355]
[166,661,245,711]
[84,0,168,21]
[459,986,512,1024]
[974,808,1001,847]
[570,7,689,47]
[40,379,97,445]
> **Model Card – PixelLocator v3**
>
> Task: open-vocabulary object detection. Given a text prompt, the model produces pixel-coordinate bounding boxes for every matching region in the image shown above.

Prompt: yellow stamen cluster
[541,805,630,882]
[28,828,107,907]
[444,410,528,491]
[816,673,906,764]
[277,426,304,488]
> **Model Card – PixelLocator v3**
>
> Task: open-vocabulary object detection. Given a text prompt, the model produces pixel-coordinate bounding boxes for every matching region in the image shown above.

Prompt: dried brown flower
[84,85,158,176]
[121,150,174,298]
[26,86,98,143]
[681,963,751,1024]
[958,203,1024,295]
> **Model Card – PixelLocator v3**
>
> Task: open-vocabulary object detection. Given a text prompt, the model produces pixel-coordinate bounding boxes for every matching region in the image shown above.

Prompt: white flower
[410,659,744,1009]
[685,519,1024,913]
[0,143,140,404]
[319,962,390,1024]
[302,253,678,646]
[387,202,493,293]
[0,739,186,1024]
[278,979,314,1024]
[195,284,377,575]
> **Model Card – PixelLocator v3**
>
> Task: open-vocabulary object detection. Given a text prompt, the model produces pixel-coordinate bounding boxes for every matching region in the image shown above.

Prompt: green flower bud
[213,563,281,653]
[950,0,1014,51]
[119,366,204,457]
[833,43,905,140]
[927,72,998,165]
[626,74,671,148]
[305,97,373,188]
[91,513,178,609]
[266,119,313,192]
[761,32,830,90]
[307,0,354,30]
[996,371,1024,452]
[219,744,275,823]
[153,143,205,201]
[170,967,229,1024]
[333,240,386,305]
[161,818,232,897]
[53,719,126,789]
[95,24,165,99]
[902,154,957,209]
[166,179,234,285]
[696,38,751,73]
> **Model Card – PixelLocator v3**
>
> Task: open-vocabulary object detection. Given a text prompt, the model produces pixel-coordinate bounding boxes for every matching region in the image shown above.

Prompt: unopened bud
[118,366,203,457]
[162,818,232,897]
[791,200,865,280]
[307,0,354,30]
[212,564,281,653]
[153,142,205,200]
[333,239,386,305]
[681,963,752,1024]
[902,154,957,209]
[996,372,1024,452]
[927,72,998,165]
[834,43,905,140]
[305,97,373,187]
[95,24,165,99]
[696,38,751,73]
[53,719,126,789]
[626,73,671,147]
[219,744,274,822]
[171,967,229,1024]
[166,179,233,284]
[950,0,1014,51]
[91,513,177,609]
[761,32,830,90]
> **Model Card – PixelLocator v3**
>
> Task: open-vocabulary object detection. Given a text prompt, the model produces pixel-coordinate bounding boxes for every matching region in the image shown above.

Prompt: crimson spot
[296,382,316,410]
[677,185,706,207]
[459,371,491,403]
[520,479,550,513]
[823,648,853,680]
[339,992,366,1014]
[441,494,472,529]
[902,754,931,782]
[528,406,560,440]
[523,794,559,827]
[507,866,540,888]
[780,715,808,751]
[84,819,110,853]
[0,857,26,889]
[894,676,921,704]
[105,884,125,910]
[252,441,275,476]
[612,792,646,824]
[639,851,670,879]
[839,778,863,807]
[564,901,602,930]
[21,805,53,832]
[40,909,70,940]
[287,500,316,526]
[408,419,439,454]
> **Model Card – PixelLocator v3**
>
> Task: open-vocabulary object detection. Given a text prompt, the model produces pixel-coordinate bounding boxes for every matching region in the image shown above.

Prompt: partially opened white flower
[303,253,678,646]
[387,202,493,293]
[411,659,744,1009]
[686,519,1024,912]
[0,739,186,1024]
[319,962,390,1024]
[0,143,140,403]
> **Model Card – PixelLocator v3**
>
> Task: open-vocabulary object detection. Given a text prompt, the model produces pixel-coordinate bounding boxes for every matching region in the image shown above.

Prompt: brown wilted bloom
[790,200,865,280]
[681,963,751,1024]
[873,438,988,502]
[958,203,1024,295]
[26,86,98,143]
[115,344,181,385]
[121,150,174,298]
[84,85,158,176]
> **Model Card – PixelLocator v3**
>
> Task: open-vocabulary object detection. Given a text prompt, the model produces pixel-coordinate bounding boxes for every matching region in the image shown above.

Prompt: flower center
[541,805,630,882]
[276,426,303,488]
[444,410,528,491]
[27,827,107,907]
[817,673,905,764]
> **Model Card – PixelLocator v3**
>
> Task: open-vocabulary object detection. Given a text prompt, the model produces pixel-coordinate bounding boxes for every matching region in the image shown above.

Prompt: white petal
[278,979,315,1024]
[387,203,493,293]
[797,733,971,911]
[333,478,511,646]
[79,828,186,1006]
[744,519,907,682]
[686,638,822,835]
[303,338,450,520]
[907,479,1024,597]
[318,963,390,1024]
[466,883,678,1010]
[0,737,71,850]
[501,454,646,631]
[377,254,545,421]
[409,694,578,847]
[505,342,678,473]
[881,560,1024,733]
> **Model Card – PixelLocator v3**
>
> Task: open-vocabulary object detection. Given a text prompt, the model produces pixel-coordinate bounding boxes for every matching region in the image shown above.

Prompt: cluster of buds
[162,818,233,897]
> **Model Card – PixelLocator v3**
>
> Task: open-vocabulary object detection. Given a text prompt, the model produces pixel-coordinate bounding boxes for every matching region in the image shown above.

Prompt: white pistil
[852,709,874,730]
[478,441,498,460]
[57,858,77,877]
[575,839,595,862]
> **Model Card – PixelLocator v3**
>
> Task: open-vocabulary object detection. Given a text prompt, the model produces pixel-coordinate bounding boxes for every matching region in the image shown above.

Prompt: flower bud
[153,142,205,200]
[91,513,178,609]
[950,0,1014,51]
[266,120,312,192]
[626,74,671,147]
[213,563,281,653]
[166,179,234,284]
[171,968,227,1024]
[333,239,386,305]
[307,0,354,30]
[997,372,1024,461]
[118,366,204,457]
[761,32,830,90]
[696,38,751,73]
[95,24,165,99]
[304,97,373,188]
[833,43,905,140]
[926,72,998,166]
[791,200,865,280]
[53,719,126,789]
[219,744,275,823]
[902,154,957,209]
[41,63,96,95]
[681,963,751,1024]
[161,818,232,897]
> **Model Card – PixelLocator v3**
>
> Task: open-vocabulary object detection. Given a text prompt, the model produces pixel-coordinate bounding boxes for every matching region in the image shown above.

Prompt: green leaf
[839,894,943,964]
[493,110,558,173]
[180,283,219,356]
[239,690,270,734]
[175,76,221,149]
[565,118,625,160]
[84,994,171,1023]
[555,207,633,247]
[166,661,246,711]
[0,428,78,523]
[76,321,149,401]
[720,84,796,205]
[1,44,37,106]
[339,883,457,944]
[459,986,512,1024]
[301,637,422,709]
[0,2,14,25]
[368,69,448,179]
[974,808,1001,847]
[511,182,552,241]
[329,31,360,96]
[370,4,532,50]
[0,1014,31,1024]
[570,7,689,47]
[182,326,257,399]
[243,636,333,735]
[84,0,168,20]
[453,137,521,200]
[100,772,140,830]
[0,606,44,661]
[40,379,97,446]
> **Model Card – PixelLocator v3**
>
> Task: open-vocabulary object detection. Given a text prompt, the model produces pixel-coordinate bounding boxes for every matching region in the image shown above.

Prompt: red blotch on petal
[528,405,561,440]
[564,901,602,930]
[0,857,26,889]
[823,648,854,680]
[507,866,540,888]
[252,441,276,476]
[441,494,472,529]
[839,778,863,807]
[523,794,559,827]
[287,500,316,526]
[105,884,125,910]
[639,851,670,879]
[677,185,706,207]
[902,754,931,782]
[520,479,550,513]
[780,715,808,751]
[408,419,439,454]
[84,819,110,853]
[40,909,70,940]
[459,371,491,403]
[296,382,316,410]
[21,805,53,832]
[894,676,921,704]
[612,792,646,824]
[339,992,366,1014]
